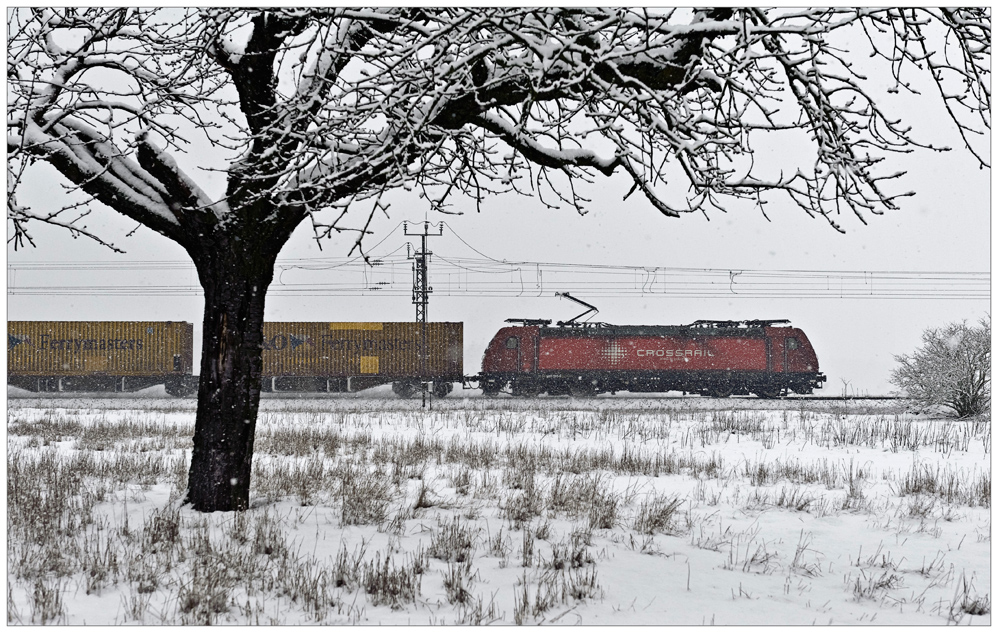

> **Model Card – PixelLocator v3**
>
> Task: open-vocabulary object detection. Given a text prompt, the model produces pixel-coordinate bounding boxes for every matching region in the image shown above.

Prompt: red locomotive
[479,294,824,398]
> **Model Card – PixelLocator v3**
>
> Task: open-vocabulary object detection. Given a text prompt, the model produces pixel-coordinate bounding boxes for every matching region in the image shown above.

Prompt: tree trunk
[185,242,276,512]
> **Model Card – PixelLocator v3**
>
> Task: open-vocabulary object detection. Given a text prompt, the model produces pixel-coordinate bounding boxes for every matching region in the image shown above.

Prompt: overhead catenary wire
[7,222,990,300]
[9,257,988,299]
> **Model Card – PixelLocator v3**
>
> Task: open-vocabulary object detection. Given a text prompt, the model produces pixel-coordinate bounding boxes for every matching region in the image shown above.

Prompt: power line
[8,264,987,299]
[7,236,990,301]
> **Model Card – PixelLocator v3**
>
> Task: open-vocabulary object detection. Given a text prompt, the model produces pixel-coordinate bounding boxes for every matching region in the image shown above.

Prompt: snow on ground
[6,391,991,625]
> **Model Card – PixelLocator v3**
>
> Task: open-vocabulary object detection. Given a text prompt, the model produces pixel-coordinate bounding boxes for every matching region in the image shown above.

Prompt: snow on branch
[7,7,991,252]
[891,316,991,418]
[14,117,177,225]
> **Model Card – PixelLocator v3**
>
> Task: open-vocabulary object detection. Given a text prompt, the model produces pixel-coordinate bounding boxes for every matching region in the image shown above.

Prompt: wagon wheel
[511,379,540,397]
[432,381,453,398]
[392,380,418,399]
[569,381,598,398]
[481,380,503,396]
[754,386,782,399]
[707,383,734,398]
[545,383,570,397]
[165,378,195,398]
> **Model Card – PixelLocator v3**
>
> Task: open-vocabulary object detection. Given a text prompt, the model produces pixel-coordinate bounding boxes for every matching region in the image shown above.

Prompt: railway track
[781,395,903,401]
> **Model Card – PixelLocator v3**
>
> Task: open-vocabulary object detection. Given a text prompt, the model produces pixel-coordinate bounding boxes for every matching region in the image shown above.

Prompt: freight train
[7,313,825,399]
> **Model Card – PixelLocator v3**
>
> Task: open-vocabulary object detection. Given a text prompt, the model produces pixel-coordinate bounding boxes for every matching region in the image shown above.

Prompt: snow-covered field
[7,390,991,625]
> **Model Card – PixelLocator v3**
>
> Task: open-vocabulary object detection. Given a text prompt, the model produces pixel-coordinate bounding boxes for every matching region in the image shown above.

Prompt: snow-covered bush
[891,317,991,418]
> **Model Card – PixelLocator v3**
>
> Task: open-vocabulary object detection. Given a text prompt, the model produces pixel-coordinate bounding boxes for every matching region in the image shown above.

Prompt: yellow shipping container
[262,322,463,379]
[7,321,194,377]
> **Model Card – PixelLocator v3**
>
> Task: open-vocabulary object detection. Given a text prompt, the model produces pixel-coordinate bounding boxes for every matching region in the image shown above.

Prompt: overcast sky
[7,17,991,396]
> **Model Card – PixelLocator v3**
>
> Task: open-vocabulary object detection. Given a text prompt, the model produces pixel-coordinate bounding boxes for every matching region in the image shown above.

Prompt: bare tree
[8,8,990,511]
[891,317,991,418]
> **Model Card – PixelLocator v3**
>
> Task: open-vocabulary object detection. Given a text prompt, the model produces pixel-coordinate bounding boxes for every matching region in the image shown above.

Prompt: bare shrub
[443,559,476,605]
[427,516,479,563]
[501,481,544,530]
[329,543,367,591]
[177,559,232,625]
[546,533,594,571]
[851,569,903,602]
[252,511,290,560]
[585,479,620,530]
[894,463,991,507]
[28,577,66,624]
[412,480,439,510]
[487,526,511,559]
[520,527,535,568]
[455,590,501,625]
[953,572,991,621]
[361,552,423,608]
[338,464,393,526]
[789,531,823,577]
[775,486,815,512]
[80,528,121,595]
[633,494,684,535]
[547,473,620,528]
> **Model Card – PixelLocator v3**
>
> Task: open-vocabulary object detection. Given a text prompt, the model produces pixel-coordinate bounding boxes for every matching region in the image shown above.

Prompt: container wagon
[260,322,463,398]
[479,318,824,398]
[7,321,196,396]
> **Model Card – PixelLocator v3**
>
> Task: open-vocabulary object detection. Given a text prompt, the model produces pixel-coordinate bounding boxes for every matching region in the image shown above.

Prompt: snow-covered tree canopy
[891,317,991,418]
[8,7,991,253]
